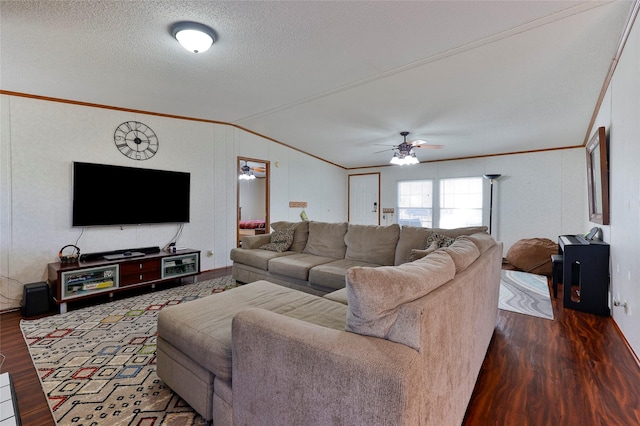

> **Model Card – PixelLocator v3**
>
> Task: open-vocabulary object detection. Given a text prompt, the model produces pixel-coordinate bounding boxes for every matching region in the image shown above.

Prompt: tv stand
[48,249,200,313]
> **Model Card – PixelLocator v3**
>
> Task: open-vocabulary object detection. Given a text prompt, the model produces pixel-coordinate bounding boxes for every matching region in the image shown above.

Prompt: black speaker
[22,282,52,317]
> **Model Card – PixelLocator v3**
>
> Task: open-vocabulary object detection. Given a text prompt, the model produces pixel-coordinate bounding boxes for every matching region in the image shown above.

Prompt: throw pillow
[260,228,295,253]
[425,232,455,248]
[409,241,439,261]
[271,221,310,252]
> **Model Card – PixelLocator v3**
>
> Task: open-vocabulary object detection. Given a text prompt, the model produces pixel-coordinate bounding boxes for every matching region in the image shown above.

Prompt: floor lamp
[483,174,502,235]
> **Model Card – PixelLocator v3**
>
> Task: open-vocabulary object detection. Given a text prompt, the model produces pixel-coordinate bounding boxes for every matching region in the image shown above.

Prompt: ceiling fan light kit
[239,164,256,180]
[390,152,419,166]
[388,131,424,166]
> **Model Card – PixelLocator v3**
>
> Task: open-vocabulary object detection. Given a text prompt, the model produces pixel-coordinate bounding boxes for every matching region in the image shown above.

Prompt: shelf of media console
[47,249,200,312]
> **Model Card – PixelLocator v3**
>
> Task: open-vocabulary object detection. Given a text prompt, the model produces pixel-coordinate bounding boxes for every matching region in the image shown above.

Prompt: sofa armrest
[232,308,422,425]
[241,233,271,249]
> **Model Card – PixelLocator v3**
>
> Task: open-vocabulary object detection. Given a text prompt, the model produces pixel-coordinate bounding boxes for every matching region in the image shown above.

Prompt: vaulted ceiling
[1,1,634,168]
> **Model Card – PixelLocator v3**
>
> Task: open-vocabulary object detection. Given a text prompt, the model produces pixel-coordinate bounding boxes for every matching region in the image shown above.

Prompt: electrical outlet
[207,250,214,257]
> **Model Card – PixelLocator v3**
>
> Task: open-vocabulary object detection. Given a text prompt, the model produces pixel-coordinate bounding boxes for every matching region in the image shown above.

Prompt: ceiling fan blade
[374,147,395,154]
[251,167,266,172]
[412,144,443,149]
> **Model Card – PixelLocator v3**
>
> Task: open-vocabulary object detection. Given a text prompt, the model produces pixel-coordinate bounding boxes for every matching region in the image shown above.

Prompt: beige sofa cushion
[394,226,431,265]
[345,250,455,348]
[309,259,381,291]
[268,253,337,280]
[459,232,496,254]
[271,221,310,253]
[303,221,348,259]
[230,248,295,270]
[345,224,400,266]
[442,238,480,272]
[323,287,348,305]
[430,226,488,239]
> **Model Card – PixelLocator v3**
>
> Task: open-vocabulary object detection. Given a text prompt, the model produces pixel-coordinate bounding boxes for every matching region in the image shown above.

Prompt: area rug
[499,270,554,320]
[20,276,238,425]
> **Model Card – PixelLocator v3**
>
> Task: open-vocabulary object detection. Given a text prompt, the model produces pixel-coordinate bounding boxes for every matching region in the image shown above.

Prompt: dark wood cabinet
[48,249,200,313]
[119,258,162,286]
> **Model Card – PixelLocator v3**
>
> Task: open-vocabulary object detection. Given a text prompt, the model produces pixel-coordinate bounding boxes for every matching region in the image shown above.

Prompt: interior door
[348,173,380,225]
[237,157,270,247]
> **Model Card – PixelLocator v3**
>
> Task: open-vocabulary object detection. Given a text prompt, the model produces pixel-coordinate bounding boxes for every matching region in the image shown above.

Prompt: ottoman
[156,280,347,422]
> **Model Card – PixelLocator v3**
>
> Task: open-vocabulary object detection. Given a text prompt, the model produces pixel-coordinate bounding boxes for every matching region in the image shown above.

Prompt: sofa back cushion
[394,226,432,265]
[430,226,488,239]
[271,221,310,253]
[345,223,400,266]
[303,221,348,259]
[441,238,480,272]
[459,232,496,254]
[345,250,456,350]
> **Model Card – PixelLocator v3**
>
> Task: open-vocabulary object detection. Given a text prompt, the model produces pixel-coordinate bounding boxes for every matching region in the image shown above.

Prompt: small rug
[499,270,554,320]
[20,276,238,425]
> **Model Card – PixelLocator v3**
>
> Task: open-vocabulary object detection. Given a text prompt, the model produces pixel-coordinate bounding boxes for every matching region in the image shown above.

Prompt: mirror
[586,126,609,225]
[237,157,270,247]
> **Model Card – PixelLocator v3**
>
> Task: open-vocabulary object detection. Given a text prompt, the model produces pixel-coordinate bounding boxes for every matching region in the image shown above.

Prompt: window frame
[397,176,485,229]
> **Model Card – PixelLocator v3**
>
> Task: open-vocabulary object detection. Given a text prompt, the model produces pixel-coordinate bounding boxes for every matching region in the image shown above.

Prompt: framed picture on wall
[586,126,609,225]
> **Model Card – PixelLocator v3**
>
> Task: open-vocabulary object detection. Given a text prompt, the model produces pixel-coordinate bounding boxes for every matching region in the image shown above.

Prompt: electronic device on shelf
[103,251,145,261]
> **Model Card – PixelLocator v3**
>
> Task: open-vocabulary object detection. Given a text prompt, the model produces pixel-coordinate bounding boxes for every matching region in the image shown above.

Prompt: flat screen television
[72,162,190,227]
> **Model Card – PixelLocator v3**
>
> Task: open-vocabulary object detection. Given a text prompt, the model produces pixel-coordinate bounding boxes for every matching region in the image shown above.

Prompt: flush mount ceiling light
[170,22,216,53]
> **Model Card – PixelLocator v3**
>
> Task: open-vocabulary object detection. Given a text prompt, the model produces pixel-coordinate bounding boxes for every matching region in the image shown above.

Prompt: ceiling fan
[239,160,267,180]
[239,160,266,172]
[375,132,443,165]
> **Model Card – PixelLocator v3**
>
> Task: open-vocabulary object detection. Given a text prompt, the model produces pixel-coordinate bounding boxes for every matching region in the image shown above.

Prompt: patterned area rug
[499,270,554,320]
[20,276,238,425]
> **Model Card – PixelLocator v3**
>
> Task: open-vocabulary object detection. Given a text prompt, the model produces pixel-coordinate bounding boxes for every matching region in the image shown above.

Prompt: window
[397,180,433,227]
[397,177,483,229]
[440,177,483,228]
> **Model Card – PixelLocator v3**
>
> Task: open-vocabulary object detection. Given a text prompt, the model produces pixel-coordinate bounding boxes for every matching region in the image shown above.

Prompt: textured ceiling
[0,1,634,168]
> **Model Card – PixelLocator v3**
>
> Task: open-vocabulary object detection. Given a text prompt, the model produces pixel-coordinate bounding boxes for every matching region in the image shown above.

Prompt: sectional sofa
[157,222,503,425]
[230,220,489,294]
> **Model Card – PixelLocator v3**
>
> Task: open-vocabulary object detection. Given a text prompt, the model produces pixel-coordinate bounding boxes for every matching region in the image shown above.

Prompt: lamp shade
[171,22,216,53]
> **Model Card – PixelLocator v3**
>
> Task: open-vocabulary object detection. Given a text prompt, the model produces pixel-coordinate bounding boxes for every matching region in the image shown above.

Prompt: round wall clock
[114,121,159,160]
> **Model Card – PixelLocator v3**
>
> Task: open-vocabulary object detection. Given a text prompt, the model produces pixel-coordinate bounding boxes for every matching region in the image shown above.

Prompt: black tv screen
[72,162,190,226]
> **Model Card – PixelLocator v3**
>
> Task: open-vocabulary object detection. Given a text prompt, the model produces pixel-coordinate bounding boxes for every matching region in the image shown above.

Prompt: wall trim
[0,90,345,170]
[0,89,586,172]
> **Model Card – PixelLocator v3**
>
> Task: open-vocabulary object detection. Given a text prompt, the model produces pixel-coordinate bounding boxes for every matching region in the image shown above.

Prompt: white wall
[351,148,588,254]
[592,13,640,356]
[239,178,266,221]
[0,95,347,310]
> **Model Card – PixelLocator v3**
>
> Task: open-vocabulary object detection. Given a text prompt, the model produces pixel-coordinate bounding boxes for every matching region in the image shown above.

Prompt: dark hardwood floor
[1,268,639,425]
